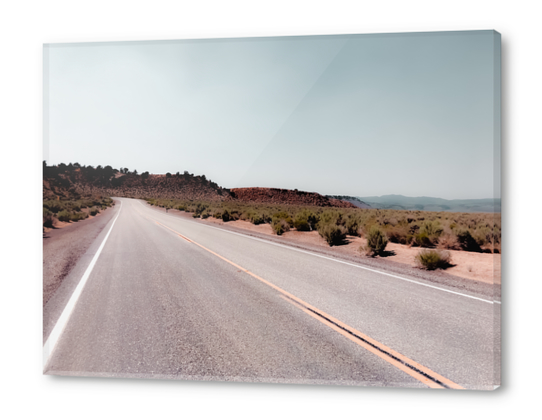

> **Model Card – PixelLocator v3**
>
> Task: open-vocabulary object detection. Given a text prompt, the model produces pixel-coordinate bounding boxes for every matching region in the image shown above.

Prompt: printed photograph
[42,30,501,389]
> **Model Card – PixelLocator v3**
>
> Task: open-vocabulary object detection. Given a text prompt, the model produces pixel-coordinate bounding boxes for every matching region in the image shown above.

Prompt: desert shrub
[437,233,461,250]
[89,207,99,216]
[229,210,240,221]
[57,210,71,222]
[317,223,347,246]
[249,213,265,225]
[415,249,452,270]
[271,211,294,235]
[409,224,420,234]
[272,211,293,227]
[260,211,272,224]
[420,220,443,238]
[272,219,290,235]
[456,229,482,252]
[43,200,63,213]
[201,211,210,219]
[293,212,311,231]
[344,214,362,236]
[43,208,54,227]
[473,226,492,246]
[386,226,409,244]
[318,210,341,226]
[365,226,388,256]
[410,220,443,247]
[78,199,94,209]
[411,232,432,247]
[221,209,231,222]
[194,203,208,216]
[70,212,88,222]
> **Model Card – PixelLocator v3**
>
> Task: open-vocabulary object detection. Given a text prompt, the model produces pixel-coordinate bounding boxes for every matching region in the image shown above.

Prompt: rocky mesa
[230,187,356,208]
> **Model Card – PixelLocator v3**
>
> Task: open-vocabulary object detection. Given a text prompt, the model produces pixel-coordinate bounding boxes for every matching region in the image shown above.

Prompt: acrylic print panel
[42,30,501,390]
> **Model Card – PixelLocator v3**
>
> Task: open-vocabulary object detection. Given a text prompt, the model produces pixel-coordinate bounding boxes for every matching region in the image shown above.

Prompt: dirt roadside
[42,204,117,306]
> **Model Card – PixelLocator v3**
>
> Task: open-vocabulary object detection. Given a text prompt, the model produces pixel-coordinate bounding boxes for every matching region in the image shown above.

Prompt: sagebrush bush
[43,200,63,213]
[365,226,388,256]
[344,214,362,236]
[415,249,451,270]
[317,222,346,246]
[248,211,265,225]
[57,210,71,222]
[293,212,311,231]
[318,210,341,227]
[272,219,290,235]
[412,231,433,247]
[252,215,264,225]
[386,226,409,244]
[455,229,481,252]
[418,220,443,246]
[70,212,88,222]
[437,233,461,250]
[221,209,230,222]
[271,211,294,235]
[272,211,293,227]
[43,208,54,227]
[194,203,208,216]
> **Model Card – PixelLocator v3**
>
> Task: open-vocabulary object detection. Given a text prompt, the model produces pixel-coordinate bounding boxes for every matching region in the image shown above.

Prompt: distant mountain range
[328,194,500,213]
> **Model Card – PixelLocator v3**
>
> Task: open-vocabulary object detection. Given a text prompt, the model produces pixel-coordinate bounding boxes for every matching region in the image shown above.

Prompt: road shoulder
[43,202,119,341]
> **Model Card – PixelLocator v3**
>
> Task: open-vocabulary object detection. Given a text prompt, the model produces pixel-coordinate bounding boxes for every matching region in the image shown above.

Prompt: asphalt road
[43,197,500,389]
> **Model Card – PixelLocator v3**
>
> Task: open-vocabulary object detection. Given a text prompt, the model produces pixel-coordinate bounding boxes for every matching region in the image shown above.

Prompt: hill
[326,195,372,209]
[43,163,230,201]
[231,188,356,208]
[356,194,501,213]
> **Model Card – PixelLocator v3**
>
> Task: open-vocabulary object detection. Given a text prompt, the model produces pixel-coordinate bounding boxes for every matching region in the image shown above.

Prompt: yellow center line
[154,219,464,390]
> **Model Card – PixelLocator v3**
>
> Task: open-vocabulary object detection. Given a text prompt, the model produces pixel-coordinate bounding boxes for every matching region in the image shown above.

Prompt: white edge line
[138,200,501,306]
[43,201,123,369]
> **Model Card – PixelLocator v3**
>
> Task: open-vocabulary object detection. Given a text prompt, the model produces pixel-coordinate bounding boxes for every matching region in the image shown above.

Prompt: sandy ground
[42,206,116,306]
[202,217,500,285]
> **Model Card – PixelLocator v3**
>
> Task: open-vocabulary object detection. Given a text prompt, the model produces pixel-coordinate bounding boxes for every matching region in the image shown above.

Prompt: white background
[1,1,539,418]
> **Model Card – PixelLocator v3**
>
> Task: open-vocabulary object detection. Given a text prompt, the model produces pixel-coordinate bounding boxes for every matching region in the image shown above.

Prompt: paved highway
[43,198,500,389]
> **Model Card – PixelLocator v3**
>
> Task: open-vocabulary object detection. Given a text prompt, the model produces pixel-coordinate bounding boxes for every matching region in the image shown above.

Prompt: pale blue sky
[44,31,500,200]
